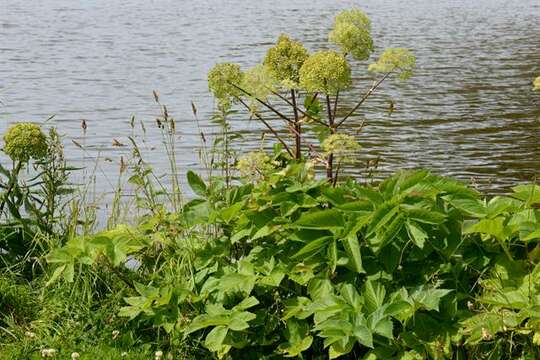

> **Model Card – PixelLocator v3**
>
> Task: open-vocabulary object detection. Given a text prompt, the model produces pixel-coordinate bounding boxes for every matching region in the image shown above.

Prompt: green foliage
[368,48,417,80]
[41,163,540,358]
[329,8,373,61]
[299,50,352,95]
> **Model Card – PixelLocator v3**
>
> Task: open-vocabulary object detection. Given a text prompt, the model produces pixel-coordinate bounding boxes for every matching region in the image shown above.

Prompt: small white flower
[71,352,80,360]
[112,330,120,340]
[24,331,36,339]
[121,352,128,357]
[155,350,164,360]
[40,348,57,358]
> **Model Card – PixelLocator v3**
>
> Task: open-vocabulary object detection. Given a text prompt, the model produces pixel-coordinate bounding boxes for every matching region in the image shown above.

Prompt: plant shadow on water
[1,7,540,360]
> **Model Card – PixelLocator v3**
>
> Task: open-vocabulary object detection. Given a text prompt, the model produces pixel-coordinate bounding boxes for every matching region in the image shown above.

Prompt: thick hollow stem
[326,95,336,181]
[291,89,301,159]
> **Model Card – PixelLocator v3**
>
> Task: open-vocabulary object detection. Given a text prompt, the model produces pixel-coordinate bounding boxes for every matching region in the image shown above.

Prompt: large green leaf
[295,209,344,230]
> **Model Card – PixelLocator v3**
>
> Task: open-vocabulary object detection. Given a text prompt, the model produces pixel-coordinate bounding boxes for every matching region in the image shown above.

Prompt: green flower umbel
[321,133,361,163]
[533,76,540,91]
[208,63,244,110]
[329,8,373,61]
[299,50,352,95]
[3,123,48,162]
[241,64,278,112]
[236,151,278,179]
[368,48,416,80]
[263,34,309,89]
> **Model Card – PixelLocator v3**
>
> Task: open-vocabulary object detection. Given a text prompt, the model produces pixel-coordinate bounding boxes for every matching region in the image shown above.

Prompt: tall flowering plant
[208,8,416,183]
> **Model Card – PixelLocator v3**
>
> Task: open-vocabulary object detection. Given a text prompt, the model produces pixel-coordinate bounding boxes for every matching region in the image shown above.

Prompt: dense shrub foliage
[41,165,540,359]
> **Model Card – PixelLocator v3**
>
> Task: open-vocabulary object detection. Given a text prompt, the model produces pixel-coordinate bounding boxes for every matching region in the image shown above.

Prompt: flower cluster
[329,8,373,61]
[368,48,416,80]
[263,34,309,88]
[321,133,361,162]
[3,123,48,162]
[534,76,540,91]
[299,50,351,95]
[208,63,244,110]
[241,64,277,112]
[236,151,278,179]
[40,348,57,358]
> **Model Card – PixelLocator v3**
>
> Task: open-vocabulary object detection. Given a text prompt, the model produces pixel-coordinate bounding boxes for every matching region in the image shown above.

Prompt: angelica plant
[207,7,416,183]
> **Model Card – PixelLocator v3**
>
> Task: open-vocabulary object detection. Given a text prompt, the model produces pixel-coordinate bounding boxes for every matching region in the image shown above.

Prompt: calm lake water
[1,0,539,196]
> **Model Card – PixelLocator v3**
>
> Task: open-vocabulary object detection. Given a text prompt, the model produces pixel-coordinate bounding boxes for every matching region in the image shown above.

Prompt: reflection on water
[1,0,539,194]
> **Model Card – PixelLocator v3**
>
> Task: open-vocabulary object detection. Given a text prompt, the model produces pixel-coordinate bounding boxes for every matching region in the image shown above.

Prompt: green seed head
[368,48,416,80]
[3,122,48,162]
[299,50,352,95]
[329,8,373,61]
[208,63,244,110]
[263,34,309,89]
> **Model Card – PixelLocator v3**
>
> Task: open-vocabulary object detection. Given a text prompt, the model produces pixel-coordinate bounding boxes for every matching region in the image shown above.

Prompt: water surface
[1,0,539,195]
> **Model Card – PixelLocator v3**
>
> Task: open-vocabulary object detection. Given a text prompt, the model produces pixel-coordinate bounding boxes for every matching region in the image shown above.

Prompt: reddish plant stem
[291,89,301,159]
[326,94,336,181]
[236,97,294,157]
[336,70,393,128]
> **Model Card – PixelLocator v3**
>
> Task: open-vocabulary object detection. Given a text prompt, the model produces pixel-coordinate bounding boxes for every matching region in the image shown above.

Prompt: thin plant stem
[236,97,294,157]
[336,70,394,128]
[228,82,294,125]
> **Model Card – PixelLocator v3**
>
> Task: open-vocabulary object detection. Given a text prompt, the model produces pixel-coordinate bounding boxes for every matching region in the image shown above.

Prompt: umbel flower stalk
[207,7,416,183]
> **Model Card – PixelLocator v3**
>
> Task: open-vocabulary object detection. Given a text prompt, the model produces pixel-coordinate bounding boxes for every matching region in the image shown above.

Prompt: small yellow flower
[329,8,373,61]
[263,34,309,89]
[368,48,416,80]
[299,50,351,95]
[155,350,164,360]
[71,352,80,360]
[3,123,48,162]
[533,76,540,91]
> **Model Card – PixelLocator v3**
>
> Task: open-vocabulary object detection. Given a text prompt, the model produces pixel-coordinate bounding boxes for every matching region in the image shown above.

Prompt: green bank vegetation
[1,7,540,360]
